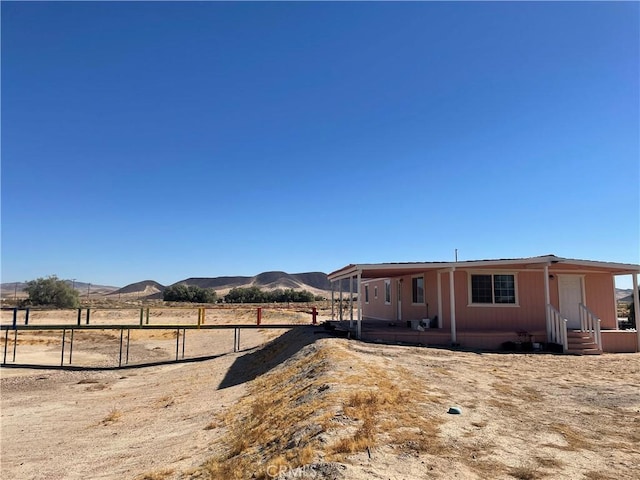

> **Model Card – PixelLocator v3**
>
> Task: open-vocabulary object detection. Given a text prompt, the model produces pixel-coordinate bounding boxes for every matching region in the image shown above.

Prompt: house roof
[327,255,640,281]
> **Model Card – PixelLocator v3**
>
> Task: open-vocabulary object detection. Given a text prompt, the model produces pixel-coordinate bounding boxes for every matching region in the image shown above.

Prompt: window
[412,276,424,304]
[471,274,516,304]
[374,286,378,299]
[364,285,369,304]
[384,280,391,304]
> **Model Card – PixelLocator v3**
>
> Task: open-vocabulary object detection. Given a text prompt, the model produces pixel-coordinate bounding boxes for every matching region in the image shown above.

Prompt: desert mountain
[170,271,334,297]
[109,280,166,297]
[102,272,335,300]
[616,289,635,304]
[175,271,331,291]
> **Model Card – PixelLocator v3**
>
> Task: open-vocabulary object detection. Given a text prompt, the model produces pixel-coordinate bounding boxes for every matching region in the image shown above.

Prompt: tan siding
[584,273,617,329]
[362,278,394,321]
[360,265,626,335]
[453,271,546,332]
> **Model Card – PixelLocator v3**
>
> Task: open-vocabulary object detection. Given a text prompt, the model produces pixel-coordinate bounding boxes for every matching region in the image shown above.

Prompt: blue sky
[1,1,638,288]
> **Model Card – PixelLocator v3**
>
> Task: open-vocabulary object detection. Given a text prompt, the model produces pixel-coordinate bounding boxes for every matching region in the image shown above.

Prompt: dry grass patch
[100,407,122,425]
[509,463,543,480]
[534,456,563,469]
[199,345,336,479]
[549,423,591,451]
[329,362,443,459]
[155,395,175,408]
[520,386,543,402]
[584,471,617,480]
[134,468,175,480]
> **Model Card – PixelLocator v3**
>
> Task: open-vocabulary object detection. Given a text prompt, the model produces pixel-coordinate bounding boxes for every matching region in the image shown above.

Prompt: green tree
[163,284,217,303]
[24,275,80,308]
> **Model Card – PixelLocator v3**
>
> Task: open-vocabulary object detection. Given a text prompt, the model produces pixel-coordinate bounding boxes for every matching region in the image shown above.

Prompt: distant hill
[110,272,337,300]
[109,280,165,297]
[616,289,635,304]
[0,280,118,298]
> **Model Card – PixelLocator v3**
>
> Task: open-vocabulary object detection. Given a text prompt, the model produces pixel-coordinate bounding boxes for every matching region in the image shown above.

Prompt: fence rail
[1,306,319,368]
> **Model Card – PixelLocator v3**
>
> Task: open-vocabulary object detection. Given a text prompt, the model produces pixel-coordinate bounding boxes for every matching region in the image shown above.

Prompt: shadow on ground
[218,325,328,389]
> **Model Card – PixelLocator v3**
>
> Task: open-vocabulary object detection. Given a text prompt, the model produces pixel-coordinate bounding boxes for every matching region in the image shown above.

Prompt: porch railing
[547,304,568,351]
[579,303,602,351]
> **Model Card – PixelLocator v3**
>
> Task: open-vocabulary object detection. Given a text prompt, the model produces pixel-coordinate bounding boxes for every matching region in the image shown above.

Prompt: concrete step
[563,330,602,355]
[566,348,602,355]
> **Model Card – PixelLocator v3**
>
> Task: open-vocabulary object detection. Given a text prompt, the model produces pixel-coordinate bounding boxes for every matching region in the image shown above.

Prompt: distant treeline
[163,284,217,303]
[163,284,324,303]
[224,286,323,303]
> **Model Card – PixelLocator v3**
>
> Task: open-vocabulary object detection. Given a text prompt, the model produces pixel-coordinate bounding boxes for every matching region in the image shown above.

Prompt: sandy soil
[2,321,639,480]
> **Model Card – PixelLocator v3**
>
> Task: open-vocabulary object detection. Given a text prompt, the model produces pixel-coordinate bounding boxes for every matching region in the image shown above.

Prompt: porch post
[339,278,343,321]
[449,268,457,344]
[437,271,443,328]
[357,271,362,339]
[331,281,335,321]
[633,273,640,352]
[544,264,551,342]
[349,275,354,328]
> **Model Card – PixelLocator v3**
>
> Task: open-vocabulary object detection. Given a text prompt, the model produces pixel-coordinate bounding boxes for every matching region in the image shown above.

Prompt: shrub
[23,275,80,308]
[163,284,217,303]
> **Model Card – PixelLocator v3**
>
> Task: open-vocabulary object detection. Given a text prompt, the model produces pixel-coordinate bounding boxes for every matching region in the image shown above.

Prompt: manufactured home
[327,255,640,354]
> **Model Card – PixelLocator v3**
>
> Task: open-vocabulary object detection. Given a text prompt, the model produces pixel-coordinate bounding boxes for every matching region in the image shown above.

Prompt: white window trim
[384,280,391,305]
[467,271,520,307]
[411,274,425,305]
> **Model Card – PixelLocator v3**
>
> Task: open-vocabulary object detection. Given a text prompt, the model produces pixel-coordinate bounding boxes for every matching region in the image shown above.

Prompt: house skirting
[360,328,547,351]
[359,326,639,353]
[601,331,639,353]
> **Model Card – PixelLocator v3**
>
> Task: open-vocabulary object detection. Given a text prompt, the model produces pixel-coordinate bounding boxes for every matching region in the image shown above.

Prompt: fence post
[257,308,262,326]
[25,308,30,325]
[13,308,17,328]
[77,308,82,326]
[60,329,66,366]
[86,308,90,325]
[145,308,150,325]
[3,330,8,364]
[312,307,317,325]
[139,308,144,326]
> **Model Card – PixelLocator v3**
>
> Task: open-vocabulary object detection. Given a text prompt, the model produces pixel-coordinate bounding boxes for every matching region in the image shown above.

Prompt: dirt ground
[1,316,639,480]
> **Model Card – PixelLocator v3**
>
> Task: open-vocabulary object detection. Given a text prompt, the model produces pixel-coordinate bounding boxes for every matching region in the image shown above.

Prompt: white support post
[612,274,618,329]
[349,275,354,327]
[357,271,362,339]
[437,271,442,328]
[449,268,457,344]
[339,278,343,322]
[544,264,551,342]
[633,274,640,352]
[331,281,335,321]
